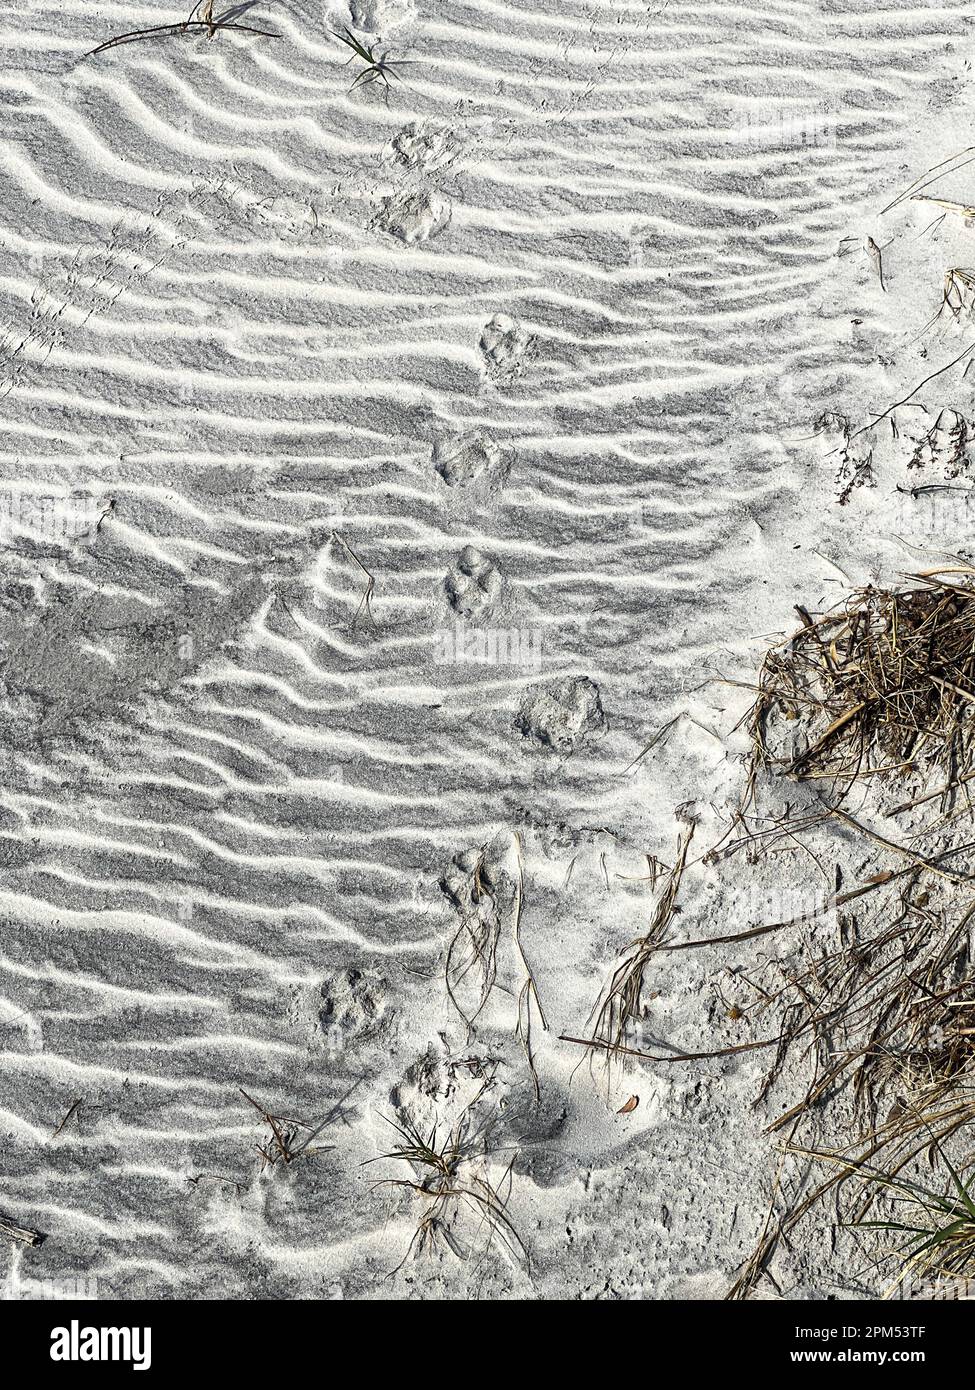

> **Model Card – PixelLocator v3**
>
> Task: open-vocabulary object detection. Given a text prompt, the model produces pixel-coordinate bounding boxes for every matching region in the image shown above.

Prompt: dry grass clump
[724,574,975,1296]
[739,894,975,1134]
[939,267,975,323]
[722,788,975,1297]
[748,572,975,805]
[557,569,975,1293]
[729,1085,975,1300]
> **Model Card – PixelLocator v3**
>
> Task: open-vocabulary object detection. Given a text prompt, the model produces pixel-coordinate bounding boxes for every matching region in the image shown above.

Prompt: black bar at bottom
[3,1295,971,1374]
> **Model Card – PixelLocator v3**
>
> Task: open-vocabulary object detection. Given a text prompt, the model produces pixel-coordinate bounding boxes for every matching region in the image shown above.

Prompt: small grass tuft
[805,1139,975,1294]
[330,25,414,93]
[368,1094,527,1273]
[240,1088,332,1171]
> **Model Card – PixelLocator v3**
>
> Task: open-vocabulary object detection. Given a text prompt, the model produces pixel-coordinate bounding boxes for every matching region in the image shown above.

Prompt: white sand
[1,0,974,1301]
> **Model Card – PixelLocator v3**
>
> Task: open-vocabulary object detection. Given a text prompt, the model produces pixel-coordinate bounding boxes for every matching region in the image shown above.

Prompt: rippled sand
[2,0,974,1301]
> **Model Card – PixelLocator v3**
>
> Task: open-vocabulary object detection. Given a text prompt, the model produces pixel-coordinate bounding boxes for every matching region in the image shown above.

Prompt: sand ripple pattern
[0,0,968,1299]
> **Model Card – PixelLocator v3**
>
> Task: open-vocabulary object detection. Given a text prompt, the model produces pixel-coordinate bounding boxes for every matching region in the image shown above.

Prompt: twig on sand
[0,1215,43,1246]
[559,1032,780,1063]
[845,340,975,445]
[911,194,975,221]
[825,805,975,886]
[187,1172,244,1194]
[881,146,975,216]
[618,714,679,776]
[51,1097,84,1140]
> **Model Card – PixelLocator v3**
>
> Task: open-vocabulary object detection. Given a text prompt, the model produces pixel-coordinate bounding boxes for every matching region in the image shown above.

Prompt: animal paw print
[445,546,503,621]
[480,313,534,386]
[515,676,605,753]
[389,122,466,174]
[433,430,507,488]
[372,188,451,245]
[350,0,416,35]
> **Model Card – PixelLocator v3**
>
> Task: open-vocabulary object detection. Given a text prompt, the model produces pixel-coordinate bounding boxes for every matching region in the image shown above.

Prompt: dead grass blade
[569,822,694,1070]
[82,2,279,61]
[330,531,376,630]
